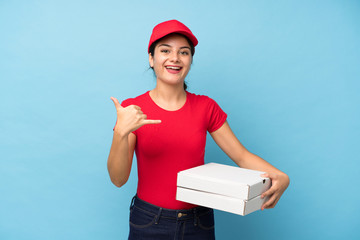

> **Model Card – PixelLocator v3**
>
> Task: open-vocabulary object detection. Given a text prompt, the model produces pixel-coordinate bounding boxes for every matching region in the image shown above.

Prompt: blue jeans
[128,195,216,240]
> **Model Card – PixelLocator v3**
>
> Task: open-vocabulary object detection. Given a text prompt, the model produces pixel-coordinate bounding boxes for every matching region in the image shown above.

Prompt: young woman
[108,20,290,240]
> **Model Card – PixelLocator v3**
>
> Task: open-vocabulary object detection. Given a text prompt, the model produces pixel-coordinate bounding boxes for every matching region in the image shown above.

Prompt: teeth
[166,66,181,70]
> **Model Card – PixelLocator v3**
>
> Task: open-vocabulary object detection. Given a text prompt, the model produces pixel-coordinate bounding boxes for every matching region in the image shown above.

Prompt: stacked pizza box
[176,163,271,216]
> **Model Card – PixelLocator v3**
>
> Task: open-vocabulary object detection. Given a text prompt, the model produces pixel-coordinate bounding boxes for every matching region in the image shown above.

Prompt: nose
[169,51,180,63]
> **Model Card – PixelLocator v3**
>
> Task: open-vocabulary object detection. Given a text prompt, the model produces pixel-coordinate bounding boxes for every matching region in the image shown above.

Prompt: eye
[161,49,170,53]
[180,51,189,55]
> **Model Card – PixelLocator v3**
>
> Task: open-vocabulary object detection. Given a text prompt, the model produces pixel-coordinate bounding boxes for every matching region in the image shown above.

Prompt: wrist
[113,128,130,139]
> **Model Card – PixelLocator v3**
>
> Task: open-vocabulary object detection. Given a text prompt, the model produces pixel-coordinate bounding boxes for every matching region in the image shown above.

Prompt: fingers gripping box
[176,163,271,216]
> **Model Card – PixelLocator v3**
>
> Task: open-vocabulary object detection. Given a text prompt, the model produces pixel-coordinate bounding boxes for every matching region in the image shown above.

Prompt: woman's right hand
[110,97,161,136]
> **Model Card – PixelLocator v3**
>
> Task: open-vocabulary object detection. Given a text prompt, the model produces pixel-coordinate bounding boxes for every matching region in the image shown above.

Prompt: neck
[152,79,186,99]
[149,82,187,111]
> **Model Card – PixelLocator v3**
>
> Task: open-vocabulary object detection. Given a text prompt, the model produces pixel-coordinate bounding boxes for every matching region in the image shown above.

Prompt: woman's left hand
[260,172,290,210]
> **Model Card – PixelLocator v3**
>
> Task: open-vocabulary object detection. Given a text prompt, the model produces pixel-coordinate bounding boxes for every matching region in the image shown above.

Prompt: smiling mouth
[165,66,182,74]
[165,66,182,70]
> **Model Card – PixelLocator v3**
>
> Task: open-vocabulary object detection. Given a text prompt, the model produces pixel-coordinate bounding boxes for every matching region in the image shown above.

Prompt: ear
[149,53,154,68]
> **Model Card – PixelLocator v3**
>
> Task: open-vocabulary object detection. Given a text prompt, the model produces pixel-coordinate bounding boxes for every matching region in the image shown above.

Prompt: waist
[131,195,213,220]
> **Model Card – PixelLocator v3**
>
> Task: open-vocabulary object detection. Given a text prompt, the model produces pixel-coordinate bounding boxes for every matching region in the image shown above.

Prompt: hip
[128,195,216,240]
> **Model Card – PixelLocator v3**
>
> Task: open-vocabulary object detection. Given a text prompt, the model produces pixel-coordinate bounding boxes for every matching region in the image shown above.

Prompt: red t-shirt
[117,91,227,209]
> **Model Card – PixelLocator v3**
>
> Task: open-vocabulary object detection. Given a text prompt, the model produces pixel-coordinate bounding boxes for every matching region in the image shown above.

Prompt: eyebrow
[158,44,191,50]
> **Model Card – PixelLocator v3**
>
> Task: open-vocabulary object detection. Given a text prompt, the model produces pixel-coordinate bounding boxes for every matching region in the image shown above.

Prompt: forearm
[107,131,132,187]
[235,151,286,176]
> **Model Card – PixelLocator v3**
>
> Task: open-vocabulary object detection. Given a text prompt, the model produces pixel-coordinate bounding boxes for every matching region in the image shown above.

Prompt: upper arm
[210,121,249,166]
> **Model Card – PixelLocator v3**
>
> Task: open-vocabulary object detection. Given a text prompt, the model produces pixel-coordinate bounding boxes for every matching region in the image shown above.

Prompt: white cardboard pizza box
[176,163,271,215]
[177,163,271,200]
[176,186,268,216]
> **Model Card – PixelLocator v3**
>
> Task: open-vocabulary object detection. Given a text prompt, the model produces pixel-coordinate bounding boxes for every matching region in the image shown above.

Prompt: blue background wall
[1,0,359,239]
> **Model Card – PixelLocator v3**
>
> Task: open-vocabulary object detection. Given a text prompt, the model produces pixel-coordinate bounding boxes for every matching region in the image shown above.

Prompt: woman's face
[149,33,192,88]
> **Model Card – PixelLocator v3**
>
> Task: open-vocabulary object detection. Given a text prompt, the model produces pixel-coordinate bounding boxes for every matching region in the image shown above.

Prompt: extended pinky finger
[143,119,162,125]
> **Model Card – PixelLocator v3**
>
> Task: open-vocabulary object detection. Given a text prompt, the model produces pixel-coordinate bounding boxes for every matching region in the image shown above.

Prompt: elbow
[110,176,128,188]
[111,179,125,188]
[112,180,123,188]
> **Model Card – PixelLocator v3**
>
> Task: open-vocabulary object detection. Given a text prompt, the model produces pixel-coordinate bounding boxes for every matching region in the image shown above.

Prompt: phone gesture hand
[111,97,161,135]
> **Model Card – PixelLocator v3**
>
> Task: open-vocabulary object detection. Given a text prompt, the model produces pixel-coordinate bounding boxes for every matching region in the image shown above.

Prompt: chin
[159,77,185,86]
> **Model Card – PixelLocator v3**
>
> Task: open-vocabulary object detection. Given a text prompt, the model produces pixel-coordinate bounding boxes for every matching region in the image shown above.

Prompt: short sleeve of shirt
[112,98,137,135]
[206,97,227,133]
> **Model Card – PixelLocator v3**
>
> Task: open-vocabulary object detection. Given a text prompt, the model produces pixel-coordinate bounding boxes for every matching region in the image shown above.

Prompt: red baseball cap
[148,19,198,53]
